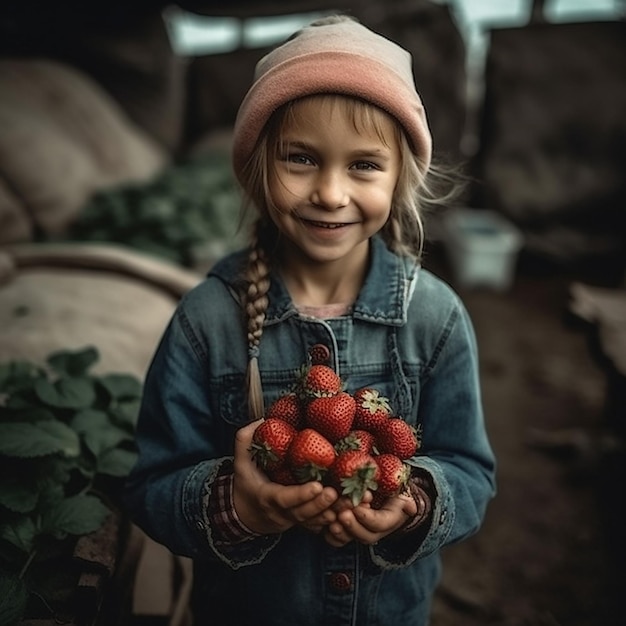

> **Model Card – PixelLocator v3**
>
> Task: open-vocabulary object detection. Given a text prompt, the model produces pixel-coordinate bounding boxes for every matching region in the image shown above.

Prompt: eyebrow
[350,148,393,161]
[281,139,393,160]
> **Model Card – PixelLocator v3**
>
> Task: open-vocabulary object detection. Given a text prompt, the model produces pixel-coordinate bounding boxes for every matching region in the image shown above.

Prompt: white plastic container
[443,208,523,291]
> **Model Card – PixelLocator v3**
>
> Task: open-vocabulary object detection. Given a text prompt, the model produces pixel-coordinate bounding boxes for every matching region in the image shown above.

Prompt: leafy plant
[0,347,141,625]
[59,150,247,267]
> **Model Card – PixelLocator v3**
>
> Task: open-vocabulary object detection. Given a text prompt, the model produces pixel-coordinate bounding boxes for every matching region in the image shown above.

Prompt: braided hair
[243,226,271,421]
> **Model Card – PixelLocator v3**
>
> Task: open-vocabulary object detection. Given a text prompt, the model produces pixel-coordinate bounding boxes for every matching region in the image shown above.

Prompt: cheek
[365,186,396,216]
[269,172,302,209]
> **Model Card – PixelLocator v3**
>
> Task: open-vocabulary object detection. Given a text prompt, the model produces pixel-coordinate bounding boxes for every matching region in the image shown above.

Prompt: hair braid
[244,223,271,421]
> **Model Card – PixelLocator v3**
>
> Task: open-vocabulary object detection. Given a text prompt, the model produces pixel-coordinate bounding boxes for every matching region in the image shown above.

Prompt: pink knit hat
[232,15,432,180]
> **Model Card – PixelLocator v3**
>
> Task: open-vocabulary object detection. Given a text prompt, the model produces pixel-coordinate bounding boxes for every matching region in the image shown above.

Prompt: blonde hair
[238,94,459,420]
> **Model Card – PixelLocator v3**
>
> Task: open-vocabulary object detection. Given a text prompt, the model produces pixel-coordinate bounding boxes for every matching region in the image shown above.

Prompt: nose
[310,170,349,210]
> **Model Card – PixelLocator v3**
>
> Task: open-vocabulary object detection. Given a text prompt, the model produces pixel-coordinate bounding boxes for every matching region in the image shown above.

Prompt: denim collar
[209,236,420,327]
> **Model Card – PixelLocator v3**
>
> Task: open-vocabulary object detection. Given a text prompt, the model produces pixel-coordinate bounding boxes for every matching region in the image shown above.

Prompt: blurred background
[0,1,624,625]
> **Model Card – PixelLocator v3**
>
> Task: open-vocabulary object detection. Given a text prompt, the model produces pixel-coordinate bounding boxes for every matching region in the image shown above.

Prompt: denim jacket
[125,235,496,626]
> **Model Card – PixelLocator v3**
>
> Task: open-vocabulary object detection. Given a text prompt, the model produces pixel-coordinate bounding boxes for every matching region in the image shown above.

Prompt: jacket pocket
[218,372,302,427]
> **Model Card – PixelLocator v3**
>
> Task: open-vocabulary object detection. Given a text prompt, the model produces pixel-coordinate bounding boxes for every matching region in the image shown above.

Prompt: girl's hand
[323,492,417,547]
[232,420,339,535]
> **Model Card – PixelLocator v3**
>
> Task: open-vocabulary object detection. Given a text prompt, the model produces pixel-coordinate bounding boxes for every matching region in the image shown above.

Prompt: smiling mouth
[303,219,350,229]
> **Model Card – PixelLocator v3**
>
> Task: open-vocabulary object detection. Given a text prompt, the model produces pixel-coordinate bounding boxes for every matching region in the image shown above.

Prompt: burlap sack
[0,59,169,243]
[0,243,201,379]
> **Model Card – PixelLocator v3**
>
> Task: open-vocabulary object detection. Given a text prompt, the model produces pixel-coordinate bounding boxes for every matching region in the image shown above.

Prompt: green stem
[78,481,94,497]
[18,548,37,579]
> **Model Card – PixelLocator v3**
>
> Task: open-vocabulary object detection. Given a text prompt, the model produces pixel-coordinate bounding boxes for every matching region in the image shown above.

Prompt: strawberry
[375,418,419,460]
[370,490,388,510]
[305,391,356,443]
[287,428,336,483]
[335,429,376,454]
[266,463,298,486]
[298,364,342,399]
[374,453,411,500]
[352,387,391,433]
[250,418,297,471]
[328,450,380,506]
[266,392,303,429]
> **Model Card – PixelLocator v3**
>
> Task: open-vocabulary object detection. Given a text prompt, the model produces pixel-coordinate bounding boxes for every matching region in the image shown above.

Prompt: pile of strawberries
[250,364,421,507]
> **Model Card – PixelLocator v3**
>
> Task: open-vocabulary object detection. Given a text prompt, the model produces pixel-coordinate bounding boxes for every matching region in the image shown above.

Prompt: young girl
[125,15,496,626]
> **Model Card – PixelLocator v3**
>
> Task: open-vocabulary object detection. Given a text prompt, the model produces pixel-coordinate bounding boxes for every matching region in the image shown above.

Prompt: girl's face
[267,96,401,269]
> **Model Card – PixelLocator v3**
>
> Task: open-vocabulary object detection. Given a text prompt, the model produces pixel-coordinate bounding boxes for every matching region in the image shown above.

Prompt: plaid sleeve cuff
[207,468,262,544]
[401,472,435,534]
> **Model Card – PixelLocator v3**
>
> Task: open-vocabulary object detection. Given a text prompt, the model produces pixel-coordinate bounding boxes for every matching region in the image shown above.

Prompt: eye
[285,153,314,166]
[351,161,379,172]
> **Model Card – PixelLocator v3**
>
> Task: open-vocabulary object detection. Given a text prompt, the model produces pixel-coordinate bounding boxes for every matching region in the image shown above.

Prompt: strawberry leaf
[47,347,99,377]
[0,477,39,513]
[0,407,56,424]
[97,447,137,477]
[98,374,142,401]
[0,361,45,396]
[0,515,37,553]
[0,422,80,458]
[35,480,66,510]
[71,409,133,457]
[41,494,109,538]
[110,398,141,430]
[0,572,29,626]
[36,456,75,487]
[34,377,96,410]
[4,388,44,411]
[70,408,110,435]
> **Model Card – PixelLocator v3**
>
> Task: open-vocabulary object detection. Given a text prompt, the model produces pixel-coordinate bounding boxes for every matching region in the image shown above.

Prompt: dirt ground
[425,246,624,626]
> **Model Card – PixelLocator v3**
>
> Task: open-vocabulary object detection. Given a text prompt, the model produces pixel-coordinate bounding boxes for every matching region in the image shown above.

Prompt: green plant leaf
[0,361,45,396]
[98,374,142,401]
[34,377,96,410]
[61,152,244,266]
[35,479,65,510]
[70,409,110,435]
[0,572,29,626]
[0,406,56,423]
[0,422,80,458]
[88,426,133,458]
[47,347,99,377]
[4,388,44,411]
[0,516,37,553]
[37,456,74,487]
[110,398,141,430]
[41,494,109,537]
[70,410,133,457]
[97,447,137,477]
[0,477,39,513]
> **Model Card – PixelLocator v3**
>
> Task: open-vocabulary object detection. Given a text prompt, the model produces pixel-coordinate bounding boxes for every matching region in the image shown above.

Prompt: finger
[350,496,415,536]
[291,487,338,524]
[331,490,374,514]
[336,508,380,544]
[235,419,263,449]
[345,503,383,530]
[331,495,356,514]
[399,493,418,518]
[269,480,325,511]
[324,522,353,547]
[323,529,341,547]
[300,521,324,534]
